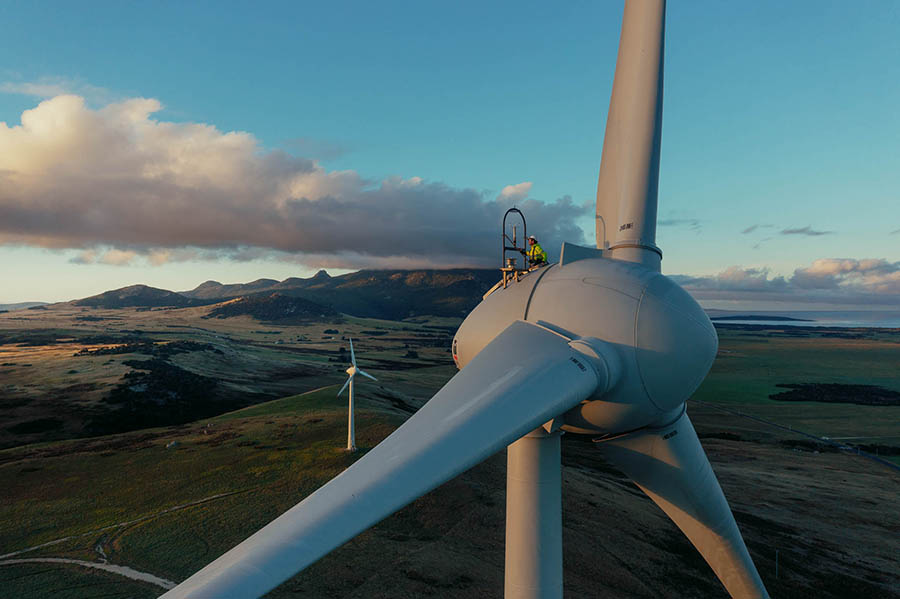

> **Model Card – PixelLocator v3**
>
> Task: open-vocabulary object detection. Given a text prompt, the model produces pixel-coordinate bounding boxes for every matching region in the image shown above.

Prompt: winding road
[0,489,249,590]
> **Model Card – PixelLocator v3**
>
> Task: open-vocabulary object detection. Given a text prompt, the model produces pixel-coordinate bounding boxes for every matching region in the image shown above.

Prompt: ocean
[705,310,900,329]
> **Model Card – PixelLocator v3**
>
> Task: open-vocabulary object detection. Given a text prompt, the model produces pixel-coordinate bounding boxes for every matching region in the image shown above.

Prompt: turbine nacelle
[453,252,717,434]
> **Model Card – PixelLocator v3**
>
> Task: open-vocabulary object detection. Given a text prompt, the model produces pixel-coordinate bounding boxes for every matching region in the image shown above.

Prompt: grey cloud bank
[0,95,587,269]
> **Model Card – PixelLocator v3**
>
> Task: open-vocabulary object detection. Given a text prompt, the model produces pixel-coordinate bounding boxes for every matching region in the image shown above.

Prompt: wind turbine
[336,338,376,452]
[162,1,770,598]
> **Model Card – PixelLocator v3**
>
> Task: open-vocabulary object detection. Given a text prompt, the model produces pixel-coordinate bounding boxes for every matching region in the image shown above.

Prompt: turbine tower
[162,2,770,597]
[337,338,376,452]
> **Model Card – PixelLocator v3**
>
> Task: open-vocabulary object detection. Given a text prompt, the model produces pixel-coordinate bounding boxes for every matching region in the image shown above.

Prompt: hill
[184,268,499,319]
[185,278,282,300]
[72,285,206,309]
[203,293,341,323]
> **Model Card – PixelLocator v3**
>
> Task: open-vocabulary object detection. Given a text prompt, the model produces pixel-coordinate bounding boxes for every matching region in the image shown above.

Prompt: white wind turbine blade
[595,411,770,599]
[596,0,666,268]
[356,369,377,382]
[161,320,608,599]
[349,337,356,366]
[336,375,352,397]
[593,2,768,594]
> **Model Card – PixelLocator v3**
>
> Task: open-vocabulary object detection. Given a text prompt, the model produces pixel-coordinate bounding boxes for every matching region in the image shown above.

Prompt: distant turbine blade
[349,337,356,366]
[337,375,352,397]
[161,320,605,599]
[594,410,770,598]
[596,0,665,268]
[357,369,377,382]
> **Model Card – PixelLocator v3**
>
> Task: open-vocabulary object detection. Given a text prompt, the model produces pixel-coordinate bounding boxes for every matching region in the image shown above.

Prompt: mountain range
[69,268,500,320]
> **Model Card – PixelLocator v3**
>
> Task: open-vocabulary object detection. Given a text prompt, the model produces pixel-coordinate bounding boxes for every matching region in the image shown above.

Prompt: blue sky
[1,1,898,308]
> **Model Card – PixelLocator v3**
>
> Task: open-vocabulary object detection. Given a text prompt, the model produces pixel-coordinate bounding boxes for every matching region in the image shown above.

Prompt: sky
[1,0,898,309]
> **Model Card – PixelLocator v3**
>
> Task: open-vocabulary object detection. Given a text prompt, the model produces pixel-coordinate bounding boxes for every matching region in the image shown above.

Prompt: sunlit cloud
[672,266,787,292]
[498,181,533,202]
[673,258,900,305]
[791,258,899,293]
[0,95,588,269]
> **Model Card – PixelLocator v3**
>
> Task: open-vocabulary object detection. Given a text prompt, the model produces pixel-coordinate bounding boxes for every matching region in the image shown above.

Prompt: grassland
[697,326,900,442]
[0,303,456,448]
[0,306,898,598]
[0,388,401,598]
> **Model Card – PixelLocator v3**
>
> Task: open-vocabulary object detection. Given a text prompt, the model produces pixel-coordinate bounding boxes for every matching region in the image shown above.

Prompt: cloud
[658,218,701,232]
[0,77,112,104]
[780,226,834,236]
[498,181,533,202]
[69,248,140,266]
[891,228,900,235]
[1,81,71,98]
[68,249,96,265]
[673,259,900,305]
[0,95,588,269]
[741,224,775,234]
[672,266,787,293]
[751,236,774,250]
[791,258,899,293]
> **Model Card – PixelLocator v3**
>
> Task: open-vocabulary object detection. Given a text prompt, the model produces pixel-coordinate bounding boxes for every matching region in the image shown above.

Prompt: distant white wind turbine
[337,338,376,452]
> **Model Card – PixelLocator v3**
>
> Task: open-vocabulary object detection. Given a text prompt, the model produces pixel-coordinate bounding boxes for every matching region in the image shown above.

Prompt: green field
[1,387,404,598]
[695,327,900,440]
[1,313,899,598]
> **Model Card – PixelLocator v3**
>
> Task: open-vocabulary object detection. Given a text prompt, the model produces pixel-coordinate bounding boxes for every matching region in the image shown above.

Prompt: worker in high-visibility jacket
[525,235,547,267]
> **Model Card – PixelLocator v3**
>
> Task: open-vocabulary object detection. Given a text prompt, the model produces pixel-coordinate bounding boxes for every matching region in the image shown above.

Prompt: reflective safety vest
[527,242,547,264]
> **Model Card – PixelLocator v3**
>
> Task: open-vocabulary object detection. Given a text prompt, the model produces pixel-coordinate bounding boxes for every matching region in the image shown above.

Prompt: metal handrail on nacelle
[500,207,528,288]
